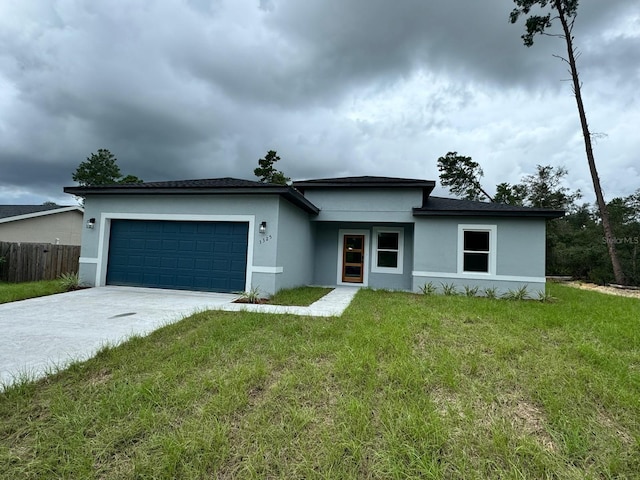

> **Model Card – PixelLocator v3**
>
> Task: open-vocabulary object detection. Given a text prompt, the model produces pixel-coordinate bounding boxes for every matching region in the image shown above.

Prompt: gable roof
[413,196,565,219]
[64,178,320,214]
[0,205,83,224]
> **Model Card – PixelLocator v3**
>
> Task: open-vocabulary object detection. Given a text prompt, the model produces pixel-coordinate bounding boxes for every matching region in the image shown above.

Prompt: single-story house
[0,205,84,245]
[64,176,563,296]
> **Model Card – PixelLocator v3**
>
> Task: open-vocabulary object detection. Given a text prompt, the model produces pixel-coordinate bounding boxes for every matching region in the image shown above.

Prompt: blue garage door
[106,220,248,293]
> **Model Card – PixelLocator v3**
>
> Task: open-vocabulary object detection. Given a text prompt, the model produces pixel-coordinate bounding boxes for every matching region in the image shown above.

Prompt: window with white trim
[458,225,496,275]
[371,227,404,274]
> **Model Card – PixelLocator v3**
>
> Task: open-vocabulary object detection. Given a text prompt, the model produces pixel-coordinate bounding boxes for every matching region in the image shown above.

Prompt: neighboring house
[64,176,563,296]
[0,205,84,245]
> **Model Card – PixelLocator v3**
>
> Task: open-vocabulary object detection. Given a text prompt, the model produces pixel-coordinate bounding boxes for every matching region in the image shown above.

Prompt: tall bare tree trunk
[555,0,625,285]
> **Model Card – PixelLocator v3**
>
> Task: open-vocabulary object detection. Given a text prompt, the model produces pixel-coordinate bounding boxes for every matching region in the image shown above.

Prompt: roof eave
[63,186,320,215]
[294,180,436,189]
[63,186,287,195]
[412,208,565,219]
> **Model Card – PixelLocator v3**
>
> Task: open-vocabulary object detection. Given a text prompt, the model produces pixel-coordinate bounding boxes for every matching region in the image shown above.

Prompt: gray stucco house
[0,205,84,245]
[64,176,563,296]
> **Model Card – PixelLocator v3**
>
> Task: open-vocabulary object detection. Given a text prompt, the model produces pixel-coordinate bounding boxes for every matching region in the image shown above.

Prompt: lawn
[268,286,333,306]
[1,284,639,478]
[0,280,67,304]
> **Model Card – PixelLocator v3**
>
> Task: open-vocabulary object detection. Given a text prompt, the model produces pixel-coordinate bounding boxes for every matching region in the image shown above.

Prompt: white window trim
[371,227,404,274]
[457,224,497,276]
[336,229,369,286]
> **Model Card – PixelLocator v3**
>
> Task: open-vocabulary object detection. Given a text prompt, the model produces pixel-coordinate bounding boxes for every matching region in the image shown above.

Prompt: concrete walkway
[217,286,359,317]
[0,286,358,388]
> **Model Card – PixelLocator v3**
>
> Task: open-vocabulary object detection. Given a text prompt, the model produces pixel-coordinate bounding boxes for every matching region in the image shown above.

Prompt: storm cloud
[0,0,638,204]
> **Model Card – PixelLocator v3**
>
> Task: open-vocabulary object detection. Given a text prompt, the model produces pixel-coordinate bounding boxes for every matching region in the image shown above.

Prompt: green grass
[1,284,639,478]
[0,280,67,304]
[269,286,333,306]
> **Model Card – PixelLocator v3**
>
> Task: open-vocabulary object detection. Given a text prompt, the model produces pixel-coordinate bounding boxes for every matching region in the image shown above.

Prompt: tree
[254,150,290,185]
[72,149,143,187]
[520,165,581,210]
[494,182,527,206]
[510,0,625,284]
[436,152,494,202]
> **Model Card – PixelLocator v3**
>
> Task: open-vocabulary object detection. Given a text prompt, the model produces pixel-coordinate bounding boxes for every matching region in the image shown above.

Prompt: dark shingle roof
[0,205,74,220]
[413,196,564,219]
[294,176,435,188]
[63,178,319,214]
[106,178,271,189]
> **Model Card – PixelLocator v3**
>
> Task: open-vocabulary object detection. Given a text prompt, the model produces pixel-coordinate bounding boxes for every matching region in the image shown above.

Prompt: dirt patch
[232,297,269,304]
[597,409,634,446]
[88,368,112,386]
[566,282,640,299]
[510,398,557,452]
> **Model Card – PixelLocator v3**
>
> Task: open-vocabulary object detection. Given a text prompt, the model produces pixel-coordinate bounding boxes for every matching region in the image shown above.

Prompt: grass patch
[1,284,639,478]
[268,286,333,306]
[0,280,67,304]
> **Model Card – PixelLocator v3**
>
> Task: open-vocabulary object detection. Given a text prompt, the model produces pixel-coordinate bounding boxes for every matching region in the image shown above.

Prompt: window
[371,227,404,274]
[458,225,496,275]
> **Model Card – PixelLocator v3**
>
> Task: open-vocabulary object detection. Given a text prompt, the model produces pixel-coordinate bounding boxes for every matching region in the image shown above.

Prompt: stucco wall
[412,216,547,295]
[302,188,422,223]
[0,211,83,245]
[274,197,314,292]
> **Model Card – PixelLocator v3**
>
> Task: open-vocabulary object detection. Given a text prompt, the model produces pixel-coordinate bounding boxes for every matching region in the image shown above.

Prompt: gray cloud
[0,0,638,205]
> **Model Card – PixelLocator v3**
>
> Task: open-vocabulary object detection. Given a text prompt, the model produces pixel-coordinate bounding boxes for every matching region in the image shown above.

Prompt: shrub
[483,287,498,299]
[59,272,80,291]
[502,285,529,301]
[440,282,458,296]
[463,285,479,297]
[238,287,263,304]
[419,282,437,295]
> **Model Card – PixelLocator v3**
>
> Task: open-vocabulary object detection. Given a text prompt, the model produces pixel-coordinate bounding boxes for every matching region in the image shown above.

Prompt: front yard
[1,284,639,478]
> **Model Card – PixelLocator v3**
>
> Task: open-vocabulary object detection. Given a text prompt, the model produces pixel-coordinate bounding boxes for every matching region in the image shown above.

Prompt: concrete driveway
[0,286,238,388]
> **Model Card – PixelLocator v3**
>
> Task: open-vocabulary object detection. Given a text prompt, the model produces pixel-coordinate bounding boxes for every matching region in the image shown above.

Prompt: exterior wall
[274,197,313,292]
[0,211,83,245]
[312,222,414,291]
[78,194,284,294]
[412,217,548,296]
[302,188,422,223]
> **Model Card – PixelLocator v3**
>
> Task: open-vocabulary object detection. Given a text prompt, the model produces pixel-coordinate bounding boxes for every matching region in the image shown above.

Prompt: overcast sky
[0,0,638,206]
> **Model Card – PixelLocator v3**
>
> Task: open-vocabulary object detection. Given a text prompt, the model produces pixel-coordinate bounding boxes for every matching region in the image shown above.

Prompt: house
[63,176,563,296]
[0,205,84,245]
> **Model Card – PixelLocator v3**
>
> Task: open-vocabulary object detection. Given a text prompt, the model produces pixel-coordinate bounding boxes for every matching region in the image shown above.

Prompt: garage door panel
[162,239,179,250]
[162,222,181,233]
[107,220,248,293]
[144,256,161,267]
[161,257,178,268]
[214,242,231,253]
[179,240,195,251]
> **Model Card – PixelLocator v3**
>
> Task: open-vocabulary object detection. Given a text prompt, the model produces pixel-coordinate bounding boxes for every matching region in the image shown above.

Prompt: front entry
[342,234,365,283]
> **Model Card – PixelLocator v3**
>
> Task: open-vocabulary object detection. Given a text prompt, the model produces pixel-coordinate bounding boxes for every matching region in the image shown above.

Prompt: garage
[106,219,249,293]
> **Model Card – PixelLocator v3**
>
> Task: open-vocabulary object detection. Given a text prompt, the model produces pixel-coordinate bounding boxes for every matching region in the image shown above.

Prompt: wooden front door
[342,234,365,283]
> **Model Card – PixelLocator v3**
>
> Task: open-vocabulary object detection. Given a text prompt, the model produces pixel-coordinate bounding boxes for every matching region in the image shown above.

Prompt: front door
[342,234,365,283]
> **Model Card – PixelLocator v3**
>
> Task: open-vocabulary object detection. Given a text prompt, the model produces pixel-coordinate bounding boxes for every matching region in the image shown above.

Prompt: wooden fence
[0,242,80,283]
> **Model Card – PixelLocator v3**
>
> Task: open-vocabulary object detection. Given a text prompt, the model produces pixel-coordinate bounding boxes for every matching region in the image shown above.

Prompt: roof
[0,205,83,224]
[293,176,436,203]
[413,196,565,219]
[63,177,320,215]
[293,175,435,189]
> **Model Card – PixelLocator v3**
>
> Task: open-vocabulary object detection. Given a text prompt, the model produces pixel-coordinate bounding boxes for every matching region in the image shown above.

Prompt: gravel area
[566,281,640,299]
